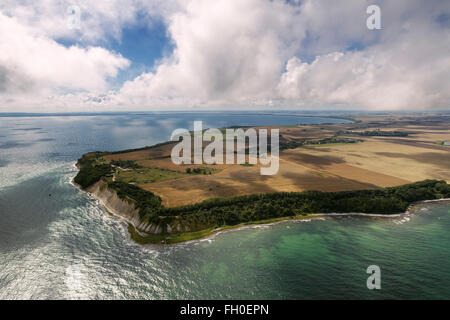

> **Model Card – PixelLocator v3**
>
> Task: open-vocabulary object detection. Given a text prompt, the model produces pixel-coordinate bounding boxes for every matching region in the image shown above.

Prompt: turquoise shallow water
[0,113,449,299]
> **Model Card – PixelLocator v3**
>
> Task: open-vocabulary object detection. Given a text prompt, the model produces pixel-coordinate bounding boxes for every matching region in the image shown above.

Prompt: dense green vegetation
[110,159,142,169]
[185,167,217,174]
[305,137,361,145]
[109,141,176,155]
[75,155,450,236]
[73,152,112,188]
[279,135,361,150]
[153,180,449,232]
[351,130,409,137]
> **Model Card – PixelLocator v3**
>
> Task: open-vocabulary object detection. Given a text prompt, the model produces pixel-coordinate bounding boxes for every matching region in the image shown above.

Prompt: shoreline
[405,198,450,214]
[169,212,404,246]
[71,177,148,235]
[126,199,450,245]
[70,163,450,245]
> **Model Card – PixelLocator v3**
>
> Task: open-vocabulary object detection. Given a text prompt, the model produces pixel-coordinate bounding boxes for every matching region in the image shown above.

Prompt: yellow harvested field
[101,114,450,207]
[291,140,450,183]
[141,159,376,207]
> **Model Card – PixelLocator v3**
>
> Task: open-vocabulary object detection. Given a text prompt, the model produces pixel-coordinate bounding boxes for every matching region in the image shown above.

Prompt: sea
[0,112,449,299]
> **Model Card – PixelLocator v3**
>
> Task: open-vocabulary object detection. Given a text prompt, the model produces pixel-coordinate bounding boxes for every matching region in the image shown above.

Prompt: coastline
[120,200,450,245]
[405,198,450,214]
[71,163,450,245]
[71,177,154,235]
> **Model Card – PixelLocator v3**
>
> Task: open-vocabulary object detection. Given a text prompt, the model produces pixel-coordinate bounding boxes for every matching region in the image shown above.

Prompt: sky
[0,0,449,112]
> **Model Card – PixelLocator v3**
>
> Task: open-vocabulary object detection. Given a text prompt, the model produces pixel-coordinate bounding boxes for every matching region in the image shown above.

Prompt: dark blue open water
[0,112,448,299]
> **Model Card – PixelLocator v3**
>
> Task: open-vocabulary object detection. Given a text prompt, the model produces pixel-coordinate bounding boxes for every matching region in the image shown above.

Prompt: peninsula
[74,114,450,244]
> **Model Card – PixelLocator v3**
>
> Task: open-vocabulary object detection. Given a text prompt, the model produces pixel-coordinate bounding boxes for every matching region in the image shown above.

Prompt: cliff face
[87,181,163,234]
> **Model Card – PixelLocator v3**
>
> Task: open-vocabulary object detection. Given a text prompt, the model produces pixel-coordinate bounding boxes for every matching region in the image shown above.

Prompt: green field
[116,167,186,184]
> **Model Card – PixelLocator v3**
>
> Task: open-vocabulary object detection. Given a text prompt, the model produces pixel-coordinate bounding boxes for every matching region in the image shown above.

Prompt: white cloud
[0,0,449,111]
[277,0,450,110]
[0,13,130,107]
[109,0,450,110]
[111,0,302,107]
[0,0,176,43]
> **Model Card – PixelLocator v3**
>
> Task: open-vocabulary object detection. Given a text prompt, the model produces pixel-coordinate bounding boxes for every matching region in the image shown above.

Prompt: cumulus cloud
[110,0,450,110]
[277,0,450,109]
[0,0,177,43]
[112,0,302,107]
[0,0,449,111]
[0,12,130,107]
